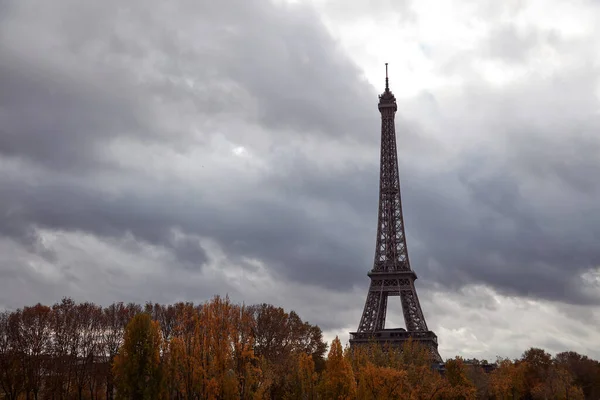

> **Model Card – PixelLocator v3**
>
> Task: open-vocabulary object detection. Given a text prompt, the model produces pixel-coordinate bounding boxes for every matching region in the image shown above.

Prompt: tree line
[0,296,325,400]
[1,296,599,400]
[320,339,600,400]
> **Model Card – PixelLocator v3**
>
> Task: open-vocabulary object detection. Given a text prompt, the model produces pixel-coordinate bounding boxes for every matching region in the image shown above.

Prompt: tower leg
[400,287,428,332]
[357,289,387,332]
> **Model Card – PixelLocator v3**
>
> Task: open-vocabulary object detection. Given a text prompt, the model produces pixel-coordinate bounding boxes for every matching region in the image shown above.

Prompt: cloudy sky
[2,0,600,361]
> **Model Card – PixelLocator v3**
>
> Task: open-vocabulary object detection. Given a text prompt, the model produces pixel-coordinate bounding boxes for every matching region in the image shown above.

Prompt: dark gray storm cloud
[402,60,600,304]
[0,0,378,304]
[0,58,152,171]
[0,0,375,168]
[1,0,600,327]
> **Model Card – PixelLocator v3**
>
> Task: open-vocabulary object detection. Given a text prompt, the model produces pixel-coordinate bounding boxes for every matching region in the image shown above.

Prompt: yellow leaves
[163,296,263,400]
[298,352,317,386]
[165,299,327,400]
[357,362,408,400]
[283,351,318,400]
[320,337,356,400]
[113,314,164,400]
[6,297,599,400]
[489,358,528,400]
[444,357,477,400]
[347,340,452,400]
[531,366,585,400]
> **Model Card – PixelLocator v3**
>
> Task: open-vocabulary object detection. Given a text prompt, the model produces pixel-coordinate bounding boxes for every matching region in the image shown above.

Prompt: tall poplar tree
[113,313,164,400]
[320,337,355,400]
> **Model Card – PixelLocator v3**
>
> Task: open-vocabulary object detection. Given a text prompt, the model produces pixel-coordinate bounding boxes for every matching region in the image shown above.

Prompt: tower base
[349,328,443,363]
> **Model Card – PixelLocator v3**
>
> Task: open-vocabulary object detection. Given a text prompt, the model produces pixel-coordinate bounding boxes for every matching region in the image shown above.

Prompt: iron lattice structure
[349,65,442,363]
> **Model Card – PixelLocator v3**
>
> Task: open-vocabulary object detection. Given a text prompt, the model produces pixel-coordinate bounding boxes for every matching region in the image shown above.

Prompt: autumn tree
[399,339,447,399]
[464,359,491,399]
[347,340,410,399]
[165,297,266,400]
[103,302,141,400]
[166,302,203,399]
[555,351,600,399]
[489,358,528,400]
[283,351,318,400]
[320,337,356,400]
[521,347,553,398]
[444,357,477,399]
[346,340,449,399]
[113,313,164,400]
[5,297,600,400]
[356,362,407,399]
[531,365,584,400]
[250,304,327,398]
[200,296,239,399]
[231,304,261,399]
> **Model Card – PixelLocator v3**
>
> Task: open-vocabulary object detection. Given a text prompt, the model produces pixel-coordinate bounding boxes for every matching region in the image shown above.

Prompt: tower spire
[385,62,389,90]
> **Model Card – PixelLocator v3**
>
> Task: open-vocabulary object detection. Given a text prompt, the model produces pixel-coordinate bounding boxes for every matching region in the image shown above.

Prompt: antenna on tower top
[385,63,389,90]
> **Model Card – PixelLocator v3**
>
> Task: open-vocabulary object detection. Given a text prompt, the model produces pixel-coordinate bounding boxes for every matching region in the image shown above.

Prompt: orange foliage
[399,339,447,399]
[444,357,477,399]
[320,337,356,400]
[3,298,600,400]
[489,358,528,399]
[357,362,407,399]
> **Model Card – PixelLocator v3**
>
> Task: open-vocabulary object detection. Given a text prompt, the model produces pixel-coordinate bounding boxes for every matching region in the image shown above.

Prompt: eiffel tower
[349,64,442,363]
